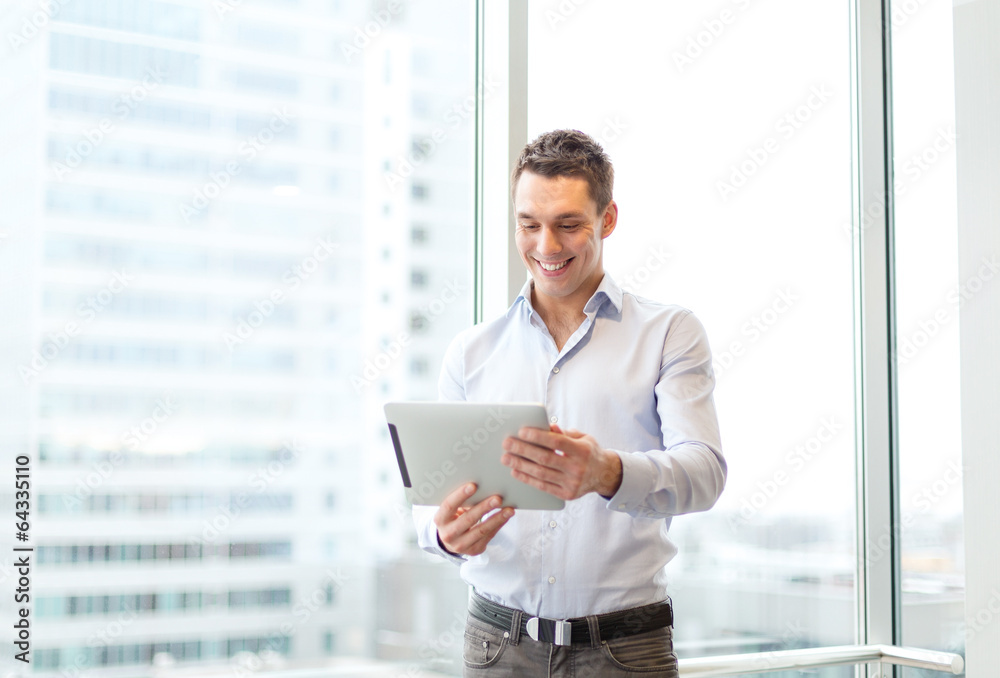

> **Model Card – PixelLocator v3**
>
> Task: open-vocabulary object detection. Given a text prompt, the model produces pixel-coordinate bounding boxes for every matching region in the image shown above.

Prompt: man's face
[513,171,617,309]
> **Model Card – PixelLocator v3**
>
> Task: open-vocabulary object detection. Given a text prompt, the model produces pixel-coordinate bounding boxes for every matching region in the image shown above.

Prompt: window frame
[474,0,906,666]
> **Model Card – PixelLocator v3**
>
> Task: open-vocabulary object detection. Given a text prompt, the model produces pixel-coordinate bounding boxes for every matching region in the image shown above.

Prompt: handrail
[679,644,964,677]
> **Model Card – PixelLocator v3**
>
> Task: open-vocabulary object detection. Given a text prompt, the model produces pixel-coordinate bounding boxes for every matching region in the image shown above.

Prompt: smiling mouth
[537,258,572,271]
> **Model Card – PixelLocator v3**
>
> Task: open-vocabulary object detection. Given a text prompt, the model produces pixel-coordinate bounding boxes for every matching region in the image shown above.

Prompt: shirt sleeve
[606,311,727,518]
[413,331,469,564]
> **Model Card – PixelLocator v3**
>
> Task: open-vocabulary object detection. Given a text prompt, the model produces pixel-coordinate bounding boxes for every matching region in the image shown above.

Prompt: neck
[530,271,604,323]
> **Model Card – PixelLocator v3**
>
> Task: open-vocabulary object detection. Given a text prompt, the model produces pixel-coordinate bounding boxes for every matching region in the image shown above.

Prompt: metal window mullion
[473,0,483,324]
[474,0,528,324]
[851,0,902,669]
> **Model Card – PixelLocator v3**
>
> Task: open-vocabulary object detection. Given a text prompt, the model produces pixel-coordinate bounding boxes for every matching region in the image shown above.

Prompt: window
[58,0,200,40]
[409,311,428,333]
[525,1,854,658]
[890,0,965,665]
[49,34,200,86]
[409,357,429,377]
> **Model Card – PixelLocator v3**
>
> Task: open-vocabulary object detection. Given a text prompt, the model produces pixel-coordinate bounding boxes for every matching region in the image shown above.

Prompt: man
[414,129,726,677]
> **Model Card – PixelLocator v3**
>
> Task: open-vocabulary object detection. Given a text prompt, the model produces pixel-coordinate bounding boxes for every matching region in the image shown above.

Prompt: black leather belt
[469,592,672,647]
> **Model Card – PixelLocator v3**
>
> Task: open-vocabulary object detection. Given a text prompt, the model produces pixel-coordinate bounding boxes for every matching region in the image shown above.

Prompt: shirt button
[549,520,557,528]
[548,576,556,584]
[618,503,627,510]
[552,366,560,374]
[550,416,558,424]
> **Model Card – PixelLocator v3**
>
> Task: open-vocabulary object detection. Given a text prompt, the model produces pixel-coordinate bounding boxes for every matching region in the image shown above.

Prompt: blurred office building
[0,0,472,674]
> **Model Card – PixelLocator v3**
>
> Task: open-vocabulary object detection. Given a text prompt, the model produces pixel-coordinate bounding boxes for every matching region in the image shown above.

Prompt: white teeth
[538,259,569,271]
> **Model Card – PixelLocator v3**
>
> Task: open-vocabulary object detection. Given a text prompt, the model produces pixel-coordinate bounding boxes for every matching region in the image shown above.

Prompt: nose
[537,225,561,256]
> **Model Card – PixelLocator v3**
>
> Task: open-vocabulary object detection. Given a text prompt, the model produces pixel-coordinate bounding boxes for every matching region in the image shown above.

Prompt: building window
[409,312,428,333]
[409,357,428,376]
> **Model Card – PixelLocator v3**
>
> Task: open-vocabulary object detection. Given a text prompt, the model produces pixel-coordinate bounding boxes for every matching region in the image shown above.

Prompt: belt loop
[585,614,602,649]
[509,609,523,645]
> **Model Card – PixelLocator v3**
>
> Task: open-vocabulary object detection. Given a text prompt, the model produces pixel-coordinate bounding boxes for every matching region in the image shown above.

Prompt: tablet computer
[384,401,565,511]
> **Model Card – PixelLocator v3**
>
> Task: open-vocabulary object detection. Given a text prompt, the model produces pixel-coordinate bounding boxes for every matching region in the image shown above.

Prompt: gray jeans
[462,613,680,677]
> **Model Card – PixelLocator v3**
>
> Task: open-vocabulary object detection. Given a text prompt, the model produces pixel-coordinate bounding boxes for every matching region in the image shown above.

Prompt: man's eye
[559,224,578,229]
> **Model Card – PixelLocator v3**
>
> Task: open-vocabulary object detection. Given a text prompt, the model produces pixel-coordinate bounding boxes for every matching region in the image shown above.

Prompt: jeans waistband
[468,591,673,647]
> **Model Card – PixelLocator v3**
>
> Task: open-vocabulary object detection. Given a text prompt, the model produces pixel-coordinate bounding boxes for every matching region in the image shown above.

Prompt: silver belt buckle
[525,617,572,646]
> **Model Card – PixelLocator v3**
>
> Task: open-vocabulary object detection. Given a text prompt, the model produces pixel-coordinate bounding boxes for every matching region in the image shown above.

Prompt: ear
[601,200,618,239]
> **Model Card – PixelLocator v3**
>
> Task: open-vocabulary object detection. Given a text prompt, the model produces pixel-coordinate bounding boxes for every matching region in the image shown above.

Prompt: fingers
[502,430,571,491]
[503,427,599,501]
[504,428,579,466]
[551,423,584,440]
[516,426,560,452]
[436,482,477,521]
[517,426,589,455]
[446,502,515,555]
[508,463,565,497]
[435,484,514,556]
[505,452,565,488]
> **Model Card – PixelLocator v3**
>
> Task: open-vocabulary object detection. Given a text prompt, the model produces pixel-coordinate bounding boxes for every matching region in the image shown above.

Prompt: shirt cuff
[436,532,468,562]
[604,449,659,515]
[413,505,467,566]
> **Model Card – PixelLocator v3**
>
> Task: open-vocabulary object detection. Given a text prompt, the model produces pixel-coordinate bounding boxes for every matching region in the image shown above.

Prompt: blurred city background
[0,0,962,676]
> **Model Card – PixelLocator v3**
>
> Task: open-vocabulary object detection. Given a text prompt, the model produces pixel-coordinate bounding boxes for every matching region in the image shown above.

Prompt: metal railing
[679,644,964,677]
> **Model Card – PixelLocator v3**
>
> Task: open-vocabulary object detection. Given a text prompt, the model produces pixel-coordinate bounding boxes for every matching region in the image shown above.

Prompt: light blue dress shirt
[414,273,726,619]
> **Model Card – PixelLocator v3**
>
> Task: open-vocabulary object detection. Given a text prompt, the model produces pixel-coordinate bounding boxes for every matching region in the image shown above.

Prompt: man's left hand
[501,424,623,501]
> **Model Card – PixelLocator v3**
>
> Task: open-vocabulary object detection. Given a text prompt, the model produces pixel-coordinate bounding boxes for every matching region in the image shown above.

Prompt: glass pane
[890,0,965,671]
[0,1,474,674]
[528,0,855,656]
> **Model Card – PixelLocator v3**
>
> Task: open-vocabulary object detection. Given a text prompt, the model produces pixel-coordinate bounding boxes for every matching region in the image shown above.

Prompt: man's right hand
[435,483,514,556]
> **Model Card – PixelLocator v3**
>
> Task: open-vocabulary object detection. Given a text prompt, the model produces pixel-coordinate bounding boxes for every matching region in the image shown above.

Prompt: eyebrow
[516,211,588,221]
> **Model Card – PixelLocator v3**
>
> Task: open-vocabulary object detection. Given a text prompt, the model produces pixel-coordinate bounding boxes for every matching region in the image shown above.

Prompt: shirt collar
[505,272,624,319]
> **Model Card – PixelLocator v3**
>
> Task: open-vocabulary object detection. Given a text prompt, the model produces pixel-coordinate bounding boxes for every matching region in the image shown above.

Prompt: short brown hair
[510,129,614,211]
